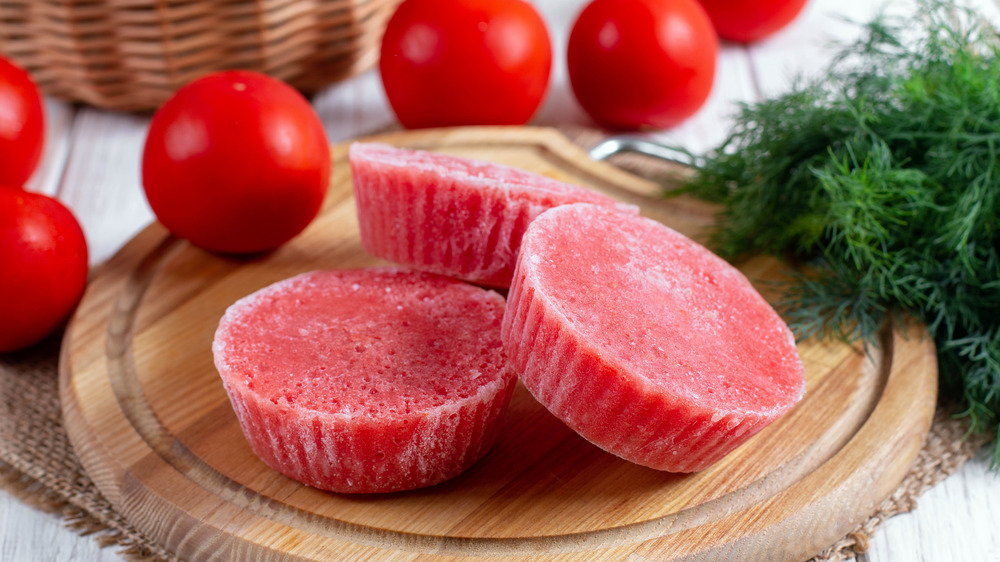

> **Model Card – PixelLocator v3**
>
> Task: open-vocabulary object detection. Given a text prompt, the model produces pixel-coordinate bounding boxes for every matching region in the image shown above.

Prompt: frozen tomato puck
[349,142,634,288]
[213,268,515,493]
[502,204,805,472]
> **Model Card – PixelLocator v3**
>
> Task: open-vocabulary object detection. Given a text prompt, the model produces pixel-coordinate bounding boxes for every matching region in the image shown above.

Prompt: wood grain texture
[58,127,937,561]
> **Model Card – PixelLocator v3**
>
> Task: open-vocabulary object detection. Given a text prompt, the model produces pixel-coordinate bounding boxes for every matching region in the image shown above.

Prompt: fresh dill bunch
[682,0,1000,462]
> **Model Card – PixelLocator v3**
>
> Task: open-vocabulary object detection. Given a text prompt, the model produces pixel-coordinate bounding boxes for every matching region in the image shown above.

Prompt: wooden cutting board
[59,126,937,561]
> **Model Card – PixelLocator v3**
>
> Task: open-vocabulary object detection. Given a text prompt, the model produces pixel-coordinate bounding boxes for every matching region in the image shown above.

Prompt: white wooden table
[2,0,998,559]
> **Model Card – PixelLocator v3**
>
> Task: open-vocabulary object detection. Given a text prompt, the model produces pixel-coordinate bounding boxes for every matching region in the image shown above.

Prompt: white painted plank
[55,108,153,267]
[312,70,395,143]
[746,0,881,98]
[531,0,587,127]
[0,489,121,562]
[24,97,76,197]
[749,0,1000,97]
[870,453,1000,561]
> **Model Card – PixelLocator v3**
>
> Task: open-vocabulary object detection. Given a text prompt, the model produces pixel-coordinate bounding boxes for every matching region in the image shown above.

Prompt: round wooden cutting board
[59,127,937,561]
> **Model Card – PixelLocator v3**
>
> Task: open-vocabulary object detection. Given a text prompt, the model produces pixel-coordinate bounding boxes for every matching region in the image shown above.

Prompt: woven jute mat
[0,127,991,561]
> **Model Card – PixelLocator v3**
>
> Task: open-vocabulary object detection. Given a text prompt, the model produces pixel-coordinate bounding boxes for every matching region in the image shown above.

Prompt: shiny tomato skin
[142,71,330,254]
[698,0,808,43]
[567,0,718,130]
[0,57,45,187]
[0,189,88,352]
[380,0,552,128]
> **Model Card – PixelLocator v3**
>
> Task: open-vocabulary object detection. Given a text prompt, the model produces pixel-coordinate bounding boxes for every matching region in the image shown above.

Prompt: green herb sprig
[681,0,1000,462]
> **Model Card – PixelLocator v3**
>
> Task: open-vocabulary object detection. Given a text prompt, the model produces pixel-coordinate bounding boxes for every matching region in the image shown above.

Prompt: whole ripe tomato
[0,57,45,187]
[698,0,808,43]
[379,0,552,128]
[567,0,718,130]
[142,71,330,254]
[0,188,88,352]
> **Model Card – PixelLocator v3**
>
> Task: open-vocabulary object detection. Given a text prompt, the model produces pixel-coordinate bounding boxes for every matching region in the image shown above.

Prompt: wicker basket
[0,0,401,112]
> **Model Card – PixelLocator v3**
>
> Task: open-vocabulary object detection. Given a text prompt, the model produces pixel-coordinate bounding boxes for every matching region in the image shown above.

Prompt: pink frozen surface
[213,268,515,493]
[502,204,806,472]
[349,142,635,288]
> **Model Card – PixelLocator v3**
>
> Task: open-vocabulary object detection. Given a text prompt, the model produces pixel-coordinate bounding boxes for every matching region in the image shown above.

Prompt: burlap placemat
[0,128,990,561]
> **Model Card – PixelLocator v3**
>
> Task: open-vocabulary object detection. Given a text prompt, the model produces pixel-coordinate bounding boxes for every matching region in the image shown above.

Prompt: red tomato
[0,189,88,352]
[567,0,718,130]
[142,71,330,254]
[0,57,45,187]
[698,0,808,43]
[379,0,552,128]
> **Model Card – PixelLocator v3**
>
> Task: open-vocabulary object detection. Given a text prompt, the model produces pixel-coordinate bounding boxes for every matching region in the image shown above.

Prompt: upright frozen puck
[502,204,806,472]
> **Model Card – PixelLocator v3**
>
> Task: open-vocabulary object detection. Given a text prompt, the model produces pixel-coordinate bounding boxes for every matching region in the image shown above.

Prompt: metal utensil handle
[588,136,703,169]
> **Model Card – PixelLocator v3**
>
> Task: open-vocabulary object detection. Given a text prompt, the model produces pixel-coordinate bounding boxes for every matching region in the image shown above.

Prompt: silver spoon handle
[588,136,703,169]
